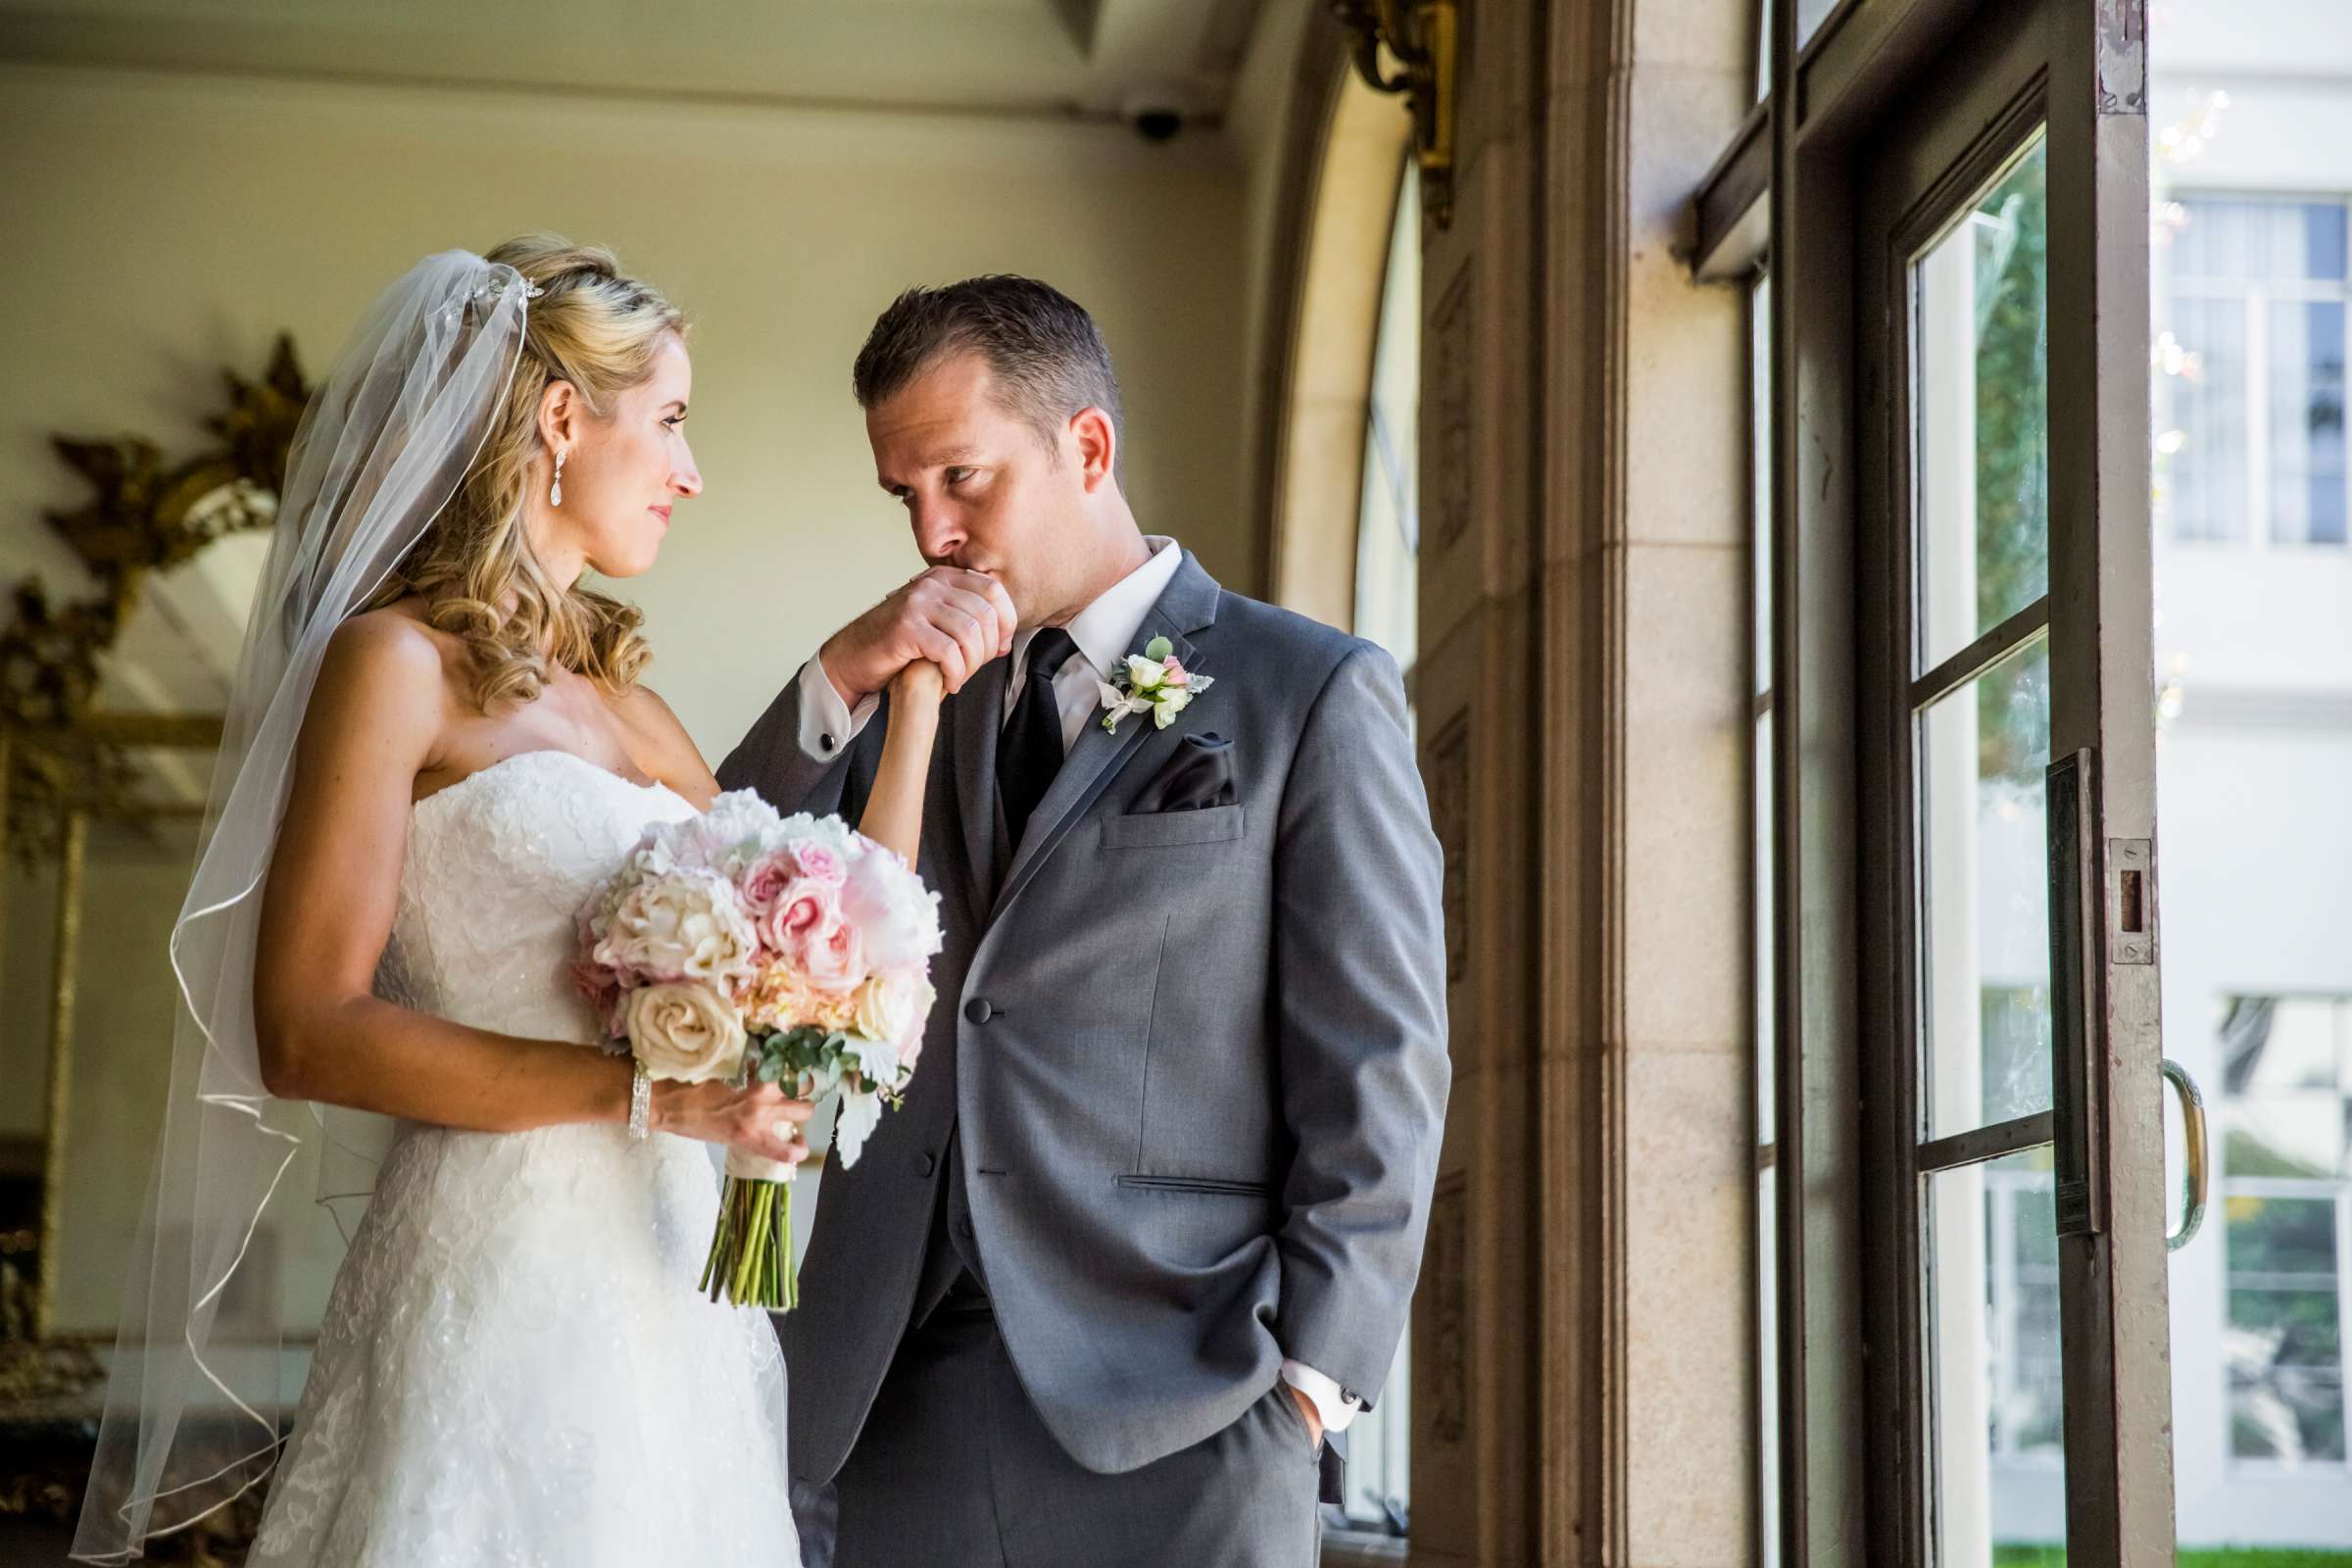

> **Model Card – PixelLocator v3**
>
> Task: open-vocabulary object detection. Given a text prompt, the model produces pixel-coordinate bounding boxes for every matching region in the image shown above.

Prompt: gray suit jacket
[716,549,1449,1487]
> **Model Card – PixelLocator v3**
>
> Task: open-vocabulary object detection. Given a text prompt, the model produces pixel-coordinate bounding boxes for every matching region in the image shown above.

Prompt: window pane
[2158,295,2250,543]
[1342,159,1419,1540]
[1758,0,1849,92]
[1916,137,2049,672]
[2225,1102,2342,1181]
[1929,1152,2067,1565]
[1354,163,1421,677]
[2227,1193,2339,1282]
[2229,1371,2347,1464]
[2269,298,2349,546]
[1921,639,2053,1138]
[2223,996,2340,1095]
[1756,711,1775,1135]
[2173,197,2349,284]
[2225,1193,2347,1465]
[2230,1285,2344,1368]
[1795,0,1839,53]
[1757,1152,1780,1566]
[1749,267,1779,1568]
[2220,996,2352,1180]
[1754,274,1773,697]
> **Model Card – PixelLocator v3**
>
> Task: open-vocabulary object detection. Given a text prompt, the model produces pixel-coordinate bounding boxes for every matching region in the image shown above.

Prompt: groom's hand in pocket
[818,566,1016,703]
[1286,1384,1325,1450]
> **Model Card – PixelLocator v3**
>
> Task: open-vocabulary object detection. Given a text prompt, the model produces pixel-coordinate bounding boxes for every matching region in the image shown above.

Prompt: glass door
[1855,2,2176,1562]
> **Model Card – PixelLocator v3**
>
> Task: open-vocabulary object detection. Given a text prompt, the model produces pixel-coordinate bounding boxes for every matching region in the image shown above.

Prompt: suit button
[919,1152,938,1177]
[964,998,993,1024]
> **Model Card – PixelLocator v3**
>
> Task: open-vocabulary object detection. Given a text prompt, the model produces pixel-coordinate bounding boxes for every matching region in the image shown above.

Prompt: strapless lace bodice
[248,749,799,1568]
[374,749,695,1045]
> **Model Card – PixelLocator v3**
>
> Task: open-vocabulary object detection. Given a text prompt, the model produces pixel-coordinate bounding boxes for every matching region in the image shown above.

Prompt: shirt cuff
[1280,1359,1363,1435]
[794,655,878,762]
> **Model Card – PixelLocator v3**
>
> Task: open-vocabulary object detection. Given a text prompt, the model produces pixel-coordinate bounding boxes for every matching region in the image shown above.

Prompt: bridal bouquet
[572,791,943,1309]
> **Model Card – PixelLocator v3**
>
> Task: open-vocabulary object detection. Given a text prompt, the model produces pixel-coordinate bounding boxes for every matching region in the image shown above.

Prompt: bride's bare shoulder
[329,601,458,674]
[315,603,461,727]
[612,682,719,801]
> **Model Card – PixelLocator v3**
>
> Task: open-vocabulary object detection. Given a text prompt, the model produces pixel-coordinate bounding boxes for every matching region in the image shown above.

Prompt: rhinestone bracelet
[628,1059,653,1142]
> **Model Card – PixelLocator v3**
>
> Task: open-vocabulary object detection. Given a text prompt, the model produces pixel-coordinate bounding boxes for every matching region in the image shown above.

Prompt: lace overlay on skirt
[246,751,798,1567]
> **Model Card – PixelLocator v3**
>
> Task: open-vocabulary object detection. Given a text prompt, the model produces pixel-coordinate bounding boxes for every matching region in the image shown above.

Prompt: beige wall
[0,59,1253,760]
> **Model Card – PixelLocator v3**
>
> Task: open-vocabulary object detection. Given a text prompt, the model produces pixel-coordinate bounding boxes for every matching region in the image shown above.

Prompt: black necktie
[998,627,1081,854]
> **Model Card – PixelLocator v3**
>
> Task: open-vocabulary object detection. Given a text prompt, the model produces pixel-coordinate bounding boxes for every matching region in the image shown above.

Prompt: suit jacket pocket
[1113,1173,1273,1198]
[1099,803,1246,850]
[1130,732,1238,814]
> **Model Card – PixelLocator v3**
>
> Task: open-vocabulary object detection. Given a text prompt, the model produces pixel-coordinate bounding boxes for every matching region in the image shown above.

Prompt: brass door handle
[2161,1057,2208,1251]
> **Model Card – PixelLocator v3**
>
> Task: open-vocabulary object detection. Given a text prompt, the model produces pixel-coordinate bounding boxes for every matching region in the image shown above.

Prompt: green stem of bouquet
[699,1175,798,1312]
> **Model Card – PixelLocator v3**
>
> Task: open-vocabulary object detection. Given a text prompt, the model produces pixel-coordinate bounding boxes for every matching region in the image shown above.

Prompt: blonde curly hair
[368,234,685,710]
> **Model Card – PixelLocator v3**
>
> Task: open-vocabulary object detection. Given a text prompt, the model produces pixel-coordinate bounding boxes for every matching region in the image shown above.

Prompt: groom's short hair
[853,276,1125,470]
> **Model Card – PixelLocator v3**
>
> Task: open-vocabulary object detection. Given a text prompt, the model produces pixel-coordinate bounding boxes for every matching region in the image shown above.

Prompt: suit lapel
[988,551,1223,922]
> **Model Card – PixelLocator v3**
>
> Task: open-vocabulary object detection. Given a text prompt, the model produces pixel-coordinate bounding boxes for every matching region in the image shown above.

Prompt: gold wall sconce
[1332,0,1459,228]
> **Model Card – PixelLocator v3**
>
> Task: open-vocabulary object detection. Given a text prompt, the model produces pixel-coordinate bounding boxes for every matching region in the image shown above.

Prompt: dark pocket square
[1131,732,1237,813]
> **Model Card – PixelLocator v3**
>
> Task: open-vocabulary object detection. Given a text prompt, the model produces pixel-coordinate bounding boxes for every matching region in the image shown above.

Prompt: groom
[718,276,1448,1567]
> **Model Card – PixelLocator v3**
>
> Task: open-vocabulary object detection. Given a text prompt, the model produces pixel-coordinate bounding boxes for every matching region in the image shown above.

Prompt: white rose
[850,973,917,1053]
[594,869,760,989]
[625,982,748,1084]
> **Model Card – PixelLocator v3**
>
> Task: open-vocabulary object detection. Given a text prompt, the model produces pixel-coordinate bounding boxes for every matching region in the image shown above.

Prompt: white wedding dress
[247,749,800,1568]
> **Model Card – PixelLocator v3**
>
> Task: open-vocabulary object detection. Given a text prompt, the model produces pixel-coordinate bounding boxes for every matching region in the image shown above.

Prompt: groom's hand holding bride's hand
[818,566,1017,704]
[652,1078,815,1167]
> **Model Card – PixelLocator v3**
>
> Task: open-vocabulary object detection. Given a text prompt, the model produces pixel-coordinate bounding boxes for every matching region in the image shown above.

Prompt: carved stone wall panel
[1453,0,1548,203]
[1413,232,1476,653]
[1428,263,1476,564]
[1418,137,1544,665]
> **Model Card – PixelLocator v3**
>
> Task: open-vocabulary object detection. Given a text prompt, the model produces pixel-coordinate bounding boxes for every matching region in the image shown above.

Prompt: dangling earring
[551,449,566,508]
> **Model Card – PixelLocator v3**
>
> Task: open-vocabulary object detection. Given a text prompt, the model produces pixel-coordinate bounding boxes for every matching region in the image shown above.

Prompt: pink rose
[1161,659,1189,687]
[802,914,866,995]
[738,850,799,914]
[795,841,849,887]
[758,877,838,957]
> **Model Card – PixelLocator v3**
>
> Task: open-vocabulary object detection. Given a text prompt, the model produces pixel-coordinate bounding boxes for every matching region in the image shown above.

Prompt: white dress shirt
[790,535,1361,1440]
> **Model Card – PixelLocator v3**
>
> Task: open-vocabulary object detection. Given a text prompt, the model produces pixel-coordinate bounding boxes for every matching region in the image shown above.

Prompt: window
[2216,994,2351,1470]
[1333,156,1420,1541]
[2158,196,2351,548]
[1352,163,1421,679]
[1750,270,1781,1568]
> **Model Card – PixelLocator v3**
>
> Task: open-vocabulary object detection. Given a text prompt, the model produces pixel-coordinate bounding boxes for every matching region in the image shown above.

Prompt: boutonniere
[1097,635,1214,734]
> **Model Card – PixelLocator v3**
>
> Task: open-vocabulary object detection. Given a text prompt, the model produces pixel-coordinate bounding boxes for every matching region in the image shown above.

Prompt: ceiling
[0,0,1267,123]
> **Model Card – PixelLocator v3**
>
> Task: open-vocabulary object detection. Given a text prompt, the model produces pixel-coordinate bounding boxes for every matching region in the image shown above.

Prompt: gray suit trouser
[791,1135,1324,1568]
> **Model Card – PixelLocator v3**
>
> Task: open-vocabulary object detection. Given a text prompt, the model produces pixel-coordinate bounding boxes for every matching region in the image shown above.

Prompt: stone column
[1407,0,1759,1562]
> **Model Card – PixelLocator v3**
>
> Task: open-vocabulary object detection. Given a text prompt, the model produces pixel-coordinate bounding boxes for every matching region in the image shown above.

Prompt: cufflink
[820,733,837,753]
[1342,1387,1360,1405]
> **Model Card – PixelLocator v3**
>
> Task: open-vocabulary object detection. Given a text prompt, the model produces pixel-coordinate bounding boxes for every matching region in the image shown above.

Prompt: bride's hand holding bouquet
[574,658,948,1309]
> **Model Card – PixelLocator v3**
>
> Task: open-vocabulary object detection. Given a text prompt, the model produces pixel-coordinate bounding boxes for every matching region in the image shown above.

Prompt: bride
[71,239,958,1564]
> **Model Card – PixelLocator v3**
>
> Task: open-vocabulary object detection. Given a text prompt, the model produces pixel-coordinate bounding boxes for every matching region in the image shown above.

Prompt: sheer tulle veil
[71,251,534,1562]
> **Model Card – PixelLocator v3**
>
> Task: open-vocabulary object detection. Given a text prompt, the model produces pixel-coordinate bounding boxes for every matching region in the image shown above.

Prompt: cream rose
[625,982,748,1084]
[852,972,936,1081]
